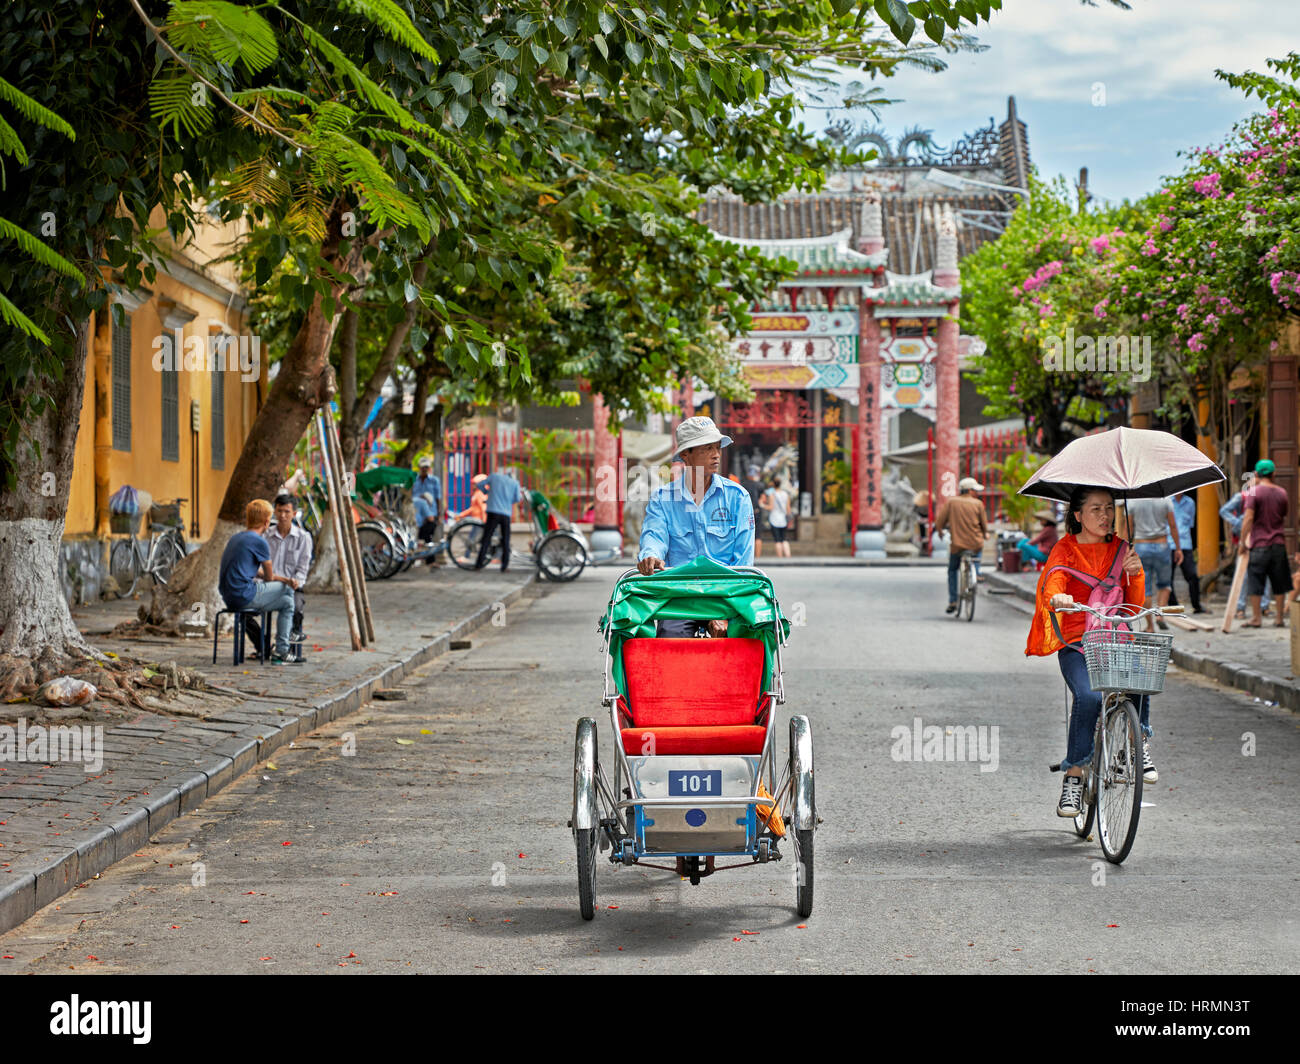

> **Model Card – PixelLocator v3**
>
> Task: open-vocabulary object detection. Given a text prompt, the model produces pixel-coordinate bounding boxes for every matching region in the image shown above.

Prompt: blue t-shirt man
[219,530,270,610]
[474,470,525,571]
[482,471,524,516]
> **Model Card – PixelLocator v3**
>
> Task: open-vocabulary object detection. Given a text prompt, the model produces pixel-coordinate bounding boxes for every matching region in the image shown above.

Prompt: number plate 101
[668,770,722,796]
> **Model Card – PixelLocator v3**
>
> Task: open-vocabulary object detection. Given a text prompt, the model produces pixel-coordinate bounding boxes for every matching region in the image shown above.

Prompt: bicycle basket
[1080,628,1173,694]
[149,501,182,528]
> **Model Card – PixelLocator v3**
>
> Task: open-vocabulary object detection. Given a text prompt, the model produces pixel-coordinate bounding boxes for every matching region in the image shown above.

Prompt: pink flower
[1192,172,1222,198]
[1187,333,1207,352]
[1089,235,1111,254]
[1158,215,1174,231]
[1141,238,1158,256]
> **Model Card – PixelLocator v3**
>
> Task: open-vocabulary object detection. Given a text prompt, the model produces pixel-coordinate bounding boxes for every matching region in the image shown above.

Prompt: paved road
[2,567,1296,974]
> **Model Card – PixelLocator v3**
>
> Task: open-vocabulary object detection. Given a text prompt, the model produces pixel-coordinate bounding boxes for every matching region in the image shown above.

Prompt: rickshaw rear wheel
[576,827,597,920]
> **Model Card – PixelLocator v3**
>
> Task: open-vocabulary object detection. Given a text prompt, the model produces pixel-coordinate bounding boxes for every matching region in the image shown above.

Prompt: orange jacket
[1025,534,1146,656]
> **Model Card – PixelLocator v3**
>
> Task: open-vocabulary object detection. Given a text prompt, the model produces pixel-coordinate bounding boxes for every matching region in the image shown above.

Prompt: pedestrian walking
[475,467,525,572]
[1220,472,1271,615]
[1164,491,1205,613]
[1122,494,1183,632]
[759,476,792,558]
[1239,458,1291,627]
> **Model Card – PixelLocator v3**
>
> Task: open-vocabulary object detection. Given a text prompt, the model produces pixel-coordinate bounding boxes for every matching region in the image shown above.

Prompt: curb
[981,570,1300,714]
[0,575,544,936]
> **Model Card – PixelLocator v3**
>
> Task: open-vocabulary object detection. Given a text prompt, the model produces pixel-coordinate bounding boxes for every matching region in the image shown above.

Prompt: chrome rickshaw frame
[571,563,816,920]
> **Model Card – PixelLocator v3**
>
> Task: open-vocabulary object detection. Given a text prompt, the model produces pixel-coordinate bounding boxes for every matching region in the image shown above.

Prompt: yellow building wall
[64,208,260,542]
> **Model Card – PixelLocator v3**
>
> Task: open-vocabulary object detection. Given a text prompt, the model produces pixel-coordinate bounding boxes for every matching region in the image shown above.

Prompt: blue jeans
[1134,541,1172,591]
[948,551,980,603]
[1015,537,1047,564]
[242,580,295,657]
[1057,646,1151,771]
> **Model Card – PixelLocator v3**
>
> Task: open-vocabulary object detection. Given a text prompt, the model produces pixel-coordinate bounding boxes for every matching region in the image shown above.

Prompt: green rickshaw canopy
[355,465,418,497]
[599,556,790,698]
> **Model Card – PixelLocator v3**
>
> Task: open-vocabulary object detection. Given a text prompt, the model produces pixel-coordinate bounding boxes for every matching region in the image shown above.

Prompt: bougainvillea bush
[961,175,1146,453]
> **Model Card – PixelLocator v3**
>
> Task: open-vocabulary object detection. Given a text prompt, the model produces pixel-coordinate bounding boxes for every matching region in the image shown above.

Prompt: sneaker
[1142,740,1158,783]
[270,652,303,666]
[1057,775,1084,817]
[945,602,958,614]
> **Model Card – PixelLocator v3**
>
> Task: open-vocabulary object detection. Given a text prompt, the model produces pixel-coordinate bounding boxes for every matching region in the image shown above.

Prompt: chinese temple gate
[587,98,1032,557]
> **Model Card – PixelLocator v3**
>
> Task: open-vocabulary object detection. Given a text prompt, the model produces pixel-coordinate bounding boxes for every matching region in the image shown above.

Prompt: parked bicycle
[109,498,188,597]
[1050,601,1179,863]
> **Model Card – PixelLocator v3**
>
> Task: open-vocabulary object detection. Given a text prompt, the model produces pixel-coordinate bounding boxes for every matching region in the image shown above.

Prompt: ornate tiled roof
[866,270,961,306]
[699,191,1007,275]
[716,227,887,276]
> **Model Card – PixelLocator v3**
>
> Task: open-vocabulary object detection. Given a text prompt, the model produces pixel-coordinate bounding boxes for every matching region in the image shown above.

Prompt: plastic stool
[213,608,271,665]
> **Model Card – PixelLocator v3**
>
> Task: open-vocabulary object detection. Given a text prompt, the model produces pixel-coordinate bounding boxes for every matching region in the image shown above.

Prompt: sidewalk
[983,566,1300,712]
[0,563,542,935]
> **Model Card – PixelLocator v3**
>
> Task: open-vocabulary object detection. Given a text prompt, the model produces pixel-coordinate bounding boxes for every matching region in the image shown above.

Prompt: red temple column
[854,308,886,558]
[591,392,623,557]
[933,205,961,511]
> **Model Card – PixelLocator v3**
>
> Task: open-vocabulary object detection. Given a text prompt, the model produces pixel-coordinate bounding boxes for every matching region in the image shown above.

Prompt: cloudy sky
[798,0,1300,204]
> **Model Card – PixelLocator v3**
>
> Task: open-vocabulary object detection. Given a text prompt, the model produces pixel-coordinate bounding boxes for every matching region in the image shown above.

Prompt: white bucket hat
[674,415,733,457]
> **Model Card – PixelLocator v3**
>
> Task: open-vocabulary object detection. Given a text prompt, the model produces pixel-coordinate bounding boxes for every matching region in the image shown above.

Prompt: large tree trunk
[143,203,366,629]
[0,320,97,663]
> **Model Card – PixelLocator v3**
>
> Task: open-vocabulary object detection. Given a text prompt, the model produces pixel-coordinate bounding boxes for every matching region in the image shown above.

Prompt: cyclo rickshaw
[572,557,816,919]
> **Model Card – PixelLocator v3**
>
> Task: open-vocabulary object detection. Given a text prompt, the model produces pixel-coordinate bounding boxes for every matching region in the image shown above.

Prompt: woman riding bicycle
[1025,485,1151,818]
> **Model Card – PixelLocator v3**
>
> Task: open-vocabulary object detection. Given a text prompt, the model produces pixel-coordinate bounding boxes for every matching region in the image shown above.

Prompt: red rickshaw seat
[619,637,767,755]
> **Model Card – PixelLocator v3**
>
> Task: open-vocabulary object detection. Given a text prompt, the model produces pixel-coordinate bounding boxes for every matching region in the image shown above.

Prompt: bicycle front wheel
[448,519,501,570]
[1096,698,1143,863]
[109,540,140,597]
[149,532,186,586]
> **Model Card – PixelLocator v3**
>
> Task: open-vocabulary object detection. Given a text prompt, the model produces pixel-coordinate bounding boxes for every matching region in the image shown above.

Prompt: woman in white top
[759,478,792,558]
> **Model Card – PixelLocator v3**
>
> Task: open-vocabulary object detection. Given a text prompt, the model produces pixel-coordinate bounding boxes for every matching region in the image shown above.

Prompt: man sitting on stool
[218,499,298,664]
[262,493,312,658]
[637,415,754,637]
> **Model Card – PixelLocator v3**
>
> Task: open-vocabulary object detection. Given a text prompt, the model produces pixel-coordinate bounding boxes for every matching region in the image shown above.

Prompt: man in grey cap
[637,415,755,636]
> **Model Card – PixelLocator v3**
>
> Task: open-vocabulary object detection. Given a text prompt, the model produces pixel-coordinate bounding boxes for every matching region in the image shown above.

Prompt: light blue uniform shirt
[482,472,524,516]
[638,474,755,569]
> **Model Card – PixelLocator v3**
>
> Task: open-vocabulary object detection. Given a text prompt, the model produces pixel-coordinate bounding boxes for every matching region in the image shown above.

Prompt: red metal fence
[960,427,1028,521]
[443,429,595,522]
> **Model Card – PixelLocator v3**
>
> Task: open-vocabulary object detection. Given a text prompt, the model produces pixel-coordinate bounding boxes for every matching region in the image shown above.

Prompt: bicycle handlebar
[1052,602,1184,621]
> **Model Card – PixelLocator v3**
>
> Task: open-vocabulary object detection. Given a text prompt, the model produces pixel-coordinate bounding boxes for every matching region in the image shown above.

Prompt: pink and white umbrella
[1019,426,1225,504]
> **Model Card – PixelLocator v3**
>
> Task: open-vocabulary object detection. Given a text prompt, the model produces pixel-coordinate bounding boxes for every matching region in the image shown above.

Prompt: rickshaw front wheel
[576,827,597,920]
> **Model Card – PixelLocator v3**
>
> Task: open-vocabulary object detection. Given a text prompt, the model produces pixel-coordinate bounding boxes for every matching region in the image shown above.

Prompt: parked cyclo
[572,557,816,919]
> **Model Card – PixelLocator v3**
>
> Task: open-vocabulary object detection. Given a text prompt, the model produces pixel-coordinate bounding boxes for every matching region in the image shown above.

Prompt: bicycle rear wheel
[1096,698,1142,863]
[963,559,976,621]
[109,540,140,597]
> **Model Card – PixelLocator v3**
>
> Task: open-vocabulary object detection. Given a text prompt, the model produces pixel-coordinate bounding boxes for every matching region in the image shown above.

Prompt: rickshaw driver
[637,415,755,636]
